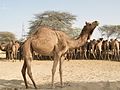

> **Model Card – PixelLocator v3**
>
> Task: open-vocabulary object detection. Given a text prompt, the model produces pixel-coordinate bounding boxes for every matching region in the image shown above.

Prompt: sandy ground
[0,51,120,90]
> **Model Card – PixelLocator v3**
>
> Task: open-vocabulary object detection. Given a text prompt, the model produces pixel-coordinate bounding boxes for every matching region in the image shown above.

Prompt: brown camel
[12,41,20,61]
[5,40,20,61]
[21,21,99,89]
[95,38,103,59]
[79,41,88,59]
[5,40,14,60]
[109,39,119,60]
[87,39,97,59]
[102,40,110,60]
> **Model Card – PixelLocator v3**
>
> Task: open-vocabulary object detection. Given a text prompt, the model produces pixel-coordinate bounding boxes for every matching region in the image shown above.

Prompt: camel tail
[23,38,33,61]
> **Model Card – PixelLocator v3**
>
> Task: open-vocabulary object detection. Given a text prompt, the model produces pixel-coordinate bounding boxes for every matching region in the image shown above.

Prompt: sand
[0,59,120,90]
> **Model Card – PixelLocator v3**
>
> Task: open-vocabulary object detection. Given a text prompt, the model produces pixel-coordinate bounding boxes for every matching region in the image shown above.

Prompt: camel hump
[23,27,60,55]
[33,27,55,35]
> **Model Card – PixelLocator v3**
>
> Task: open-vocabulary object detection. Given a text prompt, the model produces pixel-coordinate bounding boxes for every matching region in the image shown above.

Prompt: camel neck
[67,35,88,50]
[68,27,96,49]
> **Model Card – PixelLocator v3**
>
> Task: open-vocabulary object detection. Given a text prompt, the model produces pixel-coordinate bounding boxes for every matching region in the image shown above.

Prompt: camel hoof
[35,86,37,89]
[26,87,28,89]
[61,84,64,88]
[52,85,55,89]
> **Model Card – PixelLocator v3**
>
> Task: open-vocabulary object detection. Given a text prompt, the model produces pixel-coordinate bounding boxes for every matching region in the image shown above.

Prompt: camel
[109,39,119,60]
[21,21,99,89]
[79,41,88,59]
[5,40,13,60]
[65,48,78,60]
[95,38,103,59]
[102,40,110,60]
[5,40,20,61]
[18,41,25,61]
[12,41,20,61]
[87,39,97,59]
[65,49,74,60]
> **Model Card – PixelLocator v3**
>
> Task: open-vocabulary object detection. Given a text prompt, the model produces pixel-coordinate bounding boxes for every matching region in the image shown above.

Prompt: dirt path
[0,60,120,90]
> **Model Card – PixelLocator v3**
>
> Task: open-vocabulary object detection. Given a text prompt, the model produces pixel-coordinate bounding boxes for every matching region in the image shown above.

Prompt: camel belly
[31,38,56,55]
[32,45,54,55]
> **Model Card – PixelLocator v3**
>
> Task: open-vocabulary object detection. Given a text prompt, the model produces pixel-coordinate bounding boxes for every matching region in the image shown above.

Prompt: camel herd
[0,21,120,89]
[66,38,120,61]
[1,35,119,62]
[0,40,20,61]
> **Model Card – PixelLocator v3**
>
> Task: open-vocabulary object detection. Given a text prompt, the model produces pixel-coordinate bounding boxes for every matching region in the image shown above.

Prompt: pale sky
[0,0,120,39]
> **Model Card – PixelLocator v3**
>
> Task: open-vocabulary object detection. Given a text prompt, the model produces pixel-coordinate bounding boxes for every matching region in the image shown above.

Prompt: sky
[0,0,120,39]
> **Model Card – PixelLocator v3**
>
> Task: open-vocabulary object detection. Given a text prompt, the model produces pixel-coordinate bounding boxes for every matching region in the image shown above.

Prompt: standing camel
[5,40,20,61]
[5,40,14,60]
[21,21,99,89]
[95,38,103,59]
[109,39,119,60]
[87,39,97,59]
[80,42,88,59]
[12,41,20,60]
[102,40,110,60]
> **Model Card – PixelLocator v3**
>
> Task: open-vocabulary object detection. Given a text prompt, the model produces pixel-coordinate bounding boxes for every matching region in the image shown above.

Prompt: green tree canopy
[68,27,81,38]
[98,25,120,39]
[0,32,16,43]
[29,11,76,35]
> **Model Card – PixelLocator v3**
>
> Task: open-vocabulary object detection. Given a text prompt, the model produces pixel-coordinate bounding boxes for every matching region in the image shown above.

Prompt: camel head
[0,43,6,51]
[86,21,98,30]
[80,21,99,40]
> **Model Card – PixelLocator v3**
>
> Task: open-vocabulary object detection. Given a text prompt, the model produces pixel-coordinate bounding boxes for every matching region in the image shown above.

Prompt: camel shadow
[0,80,120,90]
[36,81,120,90]
[0,79,29,89]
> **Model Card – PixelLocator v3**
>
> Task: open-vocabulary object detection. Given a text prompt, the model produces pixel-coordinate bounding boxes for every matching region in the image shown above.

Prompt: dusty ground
[0,51,120,90]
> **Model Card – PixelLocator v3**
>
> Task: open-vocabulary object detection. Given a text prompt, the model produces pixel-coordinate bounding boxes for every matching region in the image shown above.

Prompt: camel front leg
[59,56,65,87]
[52,55,59,88]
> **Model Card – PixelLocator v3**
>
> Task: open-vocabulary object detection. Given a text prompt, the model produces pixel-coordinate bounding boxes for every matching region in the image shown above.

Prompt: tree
[0,32,16,43]
[29,11,76,35]
[98,25,120,39]
[68,27,81,38]
[114,25,120,38]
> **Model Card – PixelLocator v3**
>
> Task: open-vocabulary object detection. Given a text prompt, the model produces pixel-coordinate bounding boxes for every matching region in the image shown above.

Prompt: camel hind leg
[21,57,37,89]
[26,57,37,89]
[21,60,28,88]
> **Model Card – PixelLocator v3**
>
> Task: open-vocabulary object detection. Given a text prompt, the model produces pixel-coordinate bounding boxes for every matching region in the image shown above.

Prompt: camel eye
[89,24,91,26]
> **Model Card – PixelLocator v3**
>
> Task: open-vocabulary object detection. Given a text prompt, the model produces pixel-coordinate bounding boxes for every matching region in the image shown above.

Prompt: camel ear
[85,22,88,25]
